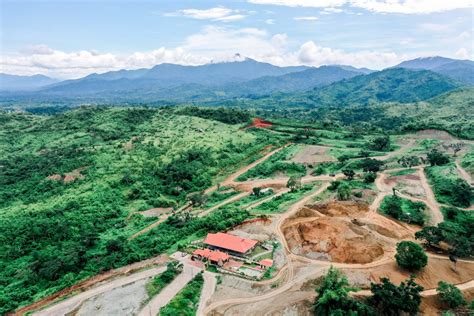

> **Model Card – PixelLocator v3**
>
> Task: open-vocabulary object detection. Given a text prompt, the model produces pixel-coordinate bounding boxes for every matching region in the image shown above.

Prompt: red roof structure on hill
[192,248,230,262]
[204,232,258,254]
[259,259,273,268]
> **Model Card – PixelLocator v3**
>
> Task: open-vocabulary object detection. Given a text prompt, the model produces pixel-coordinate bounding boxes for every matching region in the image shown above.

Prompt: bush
[369,275,424,315]
[437,281,466,309]
[379,195,426,225]
[363,172,377,183]
[395,241,428,271]
[427,149,450,166]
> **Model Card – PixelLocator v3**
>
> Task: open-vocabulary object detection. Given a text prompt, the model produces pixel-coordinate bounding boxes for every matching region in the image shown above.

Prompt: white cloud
[6,25,470,79]
[265,18,275,24]
[165,6,246,22]
[294,16,319,21]
[248,0,473,14]
[321,7,344,14]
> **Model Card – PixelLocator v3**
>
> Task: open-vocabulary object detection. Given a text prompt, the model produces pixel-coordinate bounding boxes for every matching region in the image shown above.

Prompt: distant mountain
[302,68,462,106]
[395,56,474,84]
[46,58,309,94]
[220,66,363,97]
[0,73,59,91]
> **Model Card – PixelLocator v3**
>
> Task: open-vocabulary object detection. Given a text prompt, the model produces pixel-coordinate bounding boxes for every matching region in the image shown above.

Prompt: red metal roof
[192,248,229,262]
[259,259,273,267]
[204,232,258,254]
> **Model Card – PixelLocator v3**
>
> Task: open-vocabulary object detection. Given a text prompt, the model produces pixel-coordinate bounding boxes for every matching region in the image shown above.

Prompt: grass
[379,195,427,225]
[159,272,204,316]
[425,164,472,207]
[145,263,179,300]
[387,168,417,176]
[250,184,319,214]
[202,190,240,209]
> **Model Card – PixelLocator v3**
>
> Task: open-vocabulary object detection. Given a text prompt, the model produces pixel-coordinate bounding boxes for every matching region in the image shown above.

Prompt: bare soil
[385,173,426,198]
[291,145,334,164]
[343,258,474,290]
[282,202,413,264]
[139,207,172,218]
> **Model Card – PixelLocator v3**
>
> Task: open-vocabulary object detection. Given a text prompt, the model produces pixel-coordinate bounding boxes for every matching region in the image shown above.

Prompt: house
[259,259,273,269]
[192,248,230,266]
[204,232,258,257]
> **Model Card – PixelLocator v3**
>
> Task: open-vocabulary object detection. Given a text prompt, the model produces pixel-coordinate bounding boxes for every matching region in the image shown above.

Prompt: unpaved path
[198,191,250,217]
[353,279,474,297]
[137,264,201,316]
[197,272,217,316]
[417,168,443,225]
[32,266,167,316]
[455,160,473,184]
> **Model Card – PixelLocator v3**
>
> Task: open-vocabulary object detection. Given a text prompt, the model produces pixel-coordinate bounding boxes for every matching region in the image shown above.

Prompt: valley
[2,108,472,315]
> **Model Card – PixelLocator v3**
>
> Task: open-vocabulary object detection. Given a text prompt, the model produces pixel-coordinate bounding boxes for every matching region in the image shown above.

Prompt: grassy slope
[0,107,273,313]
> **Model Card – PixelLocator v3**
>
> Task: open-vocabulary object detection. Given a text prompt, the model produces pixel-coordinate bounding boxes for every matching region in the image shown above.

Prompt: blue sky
[1,0,472,78]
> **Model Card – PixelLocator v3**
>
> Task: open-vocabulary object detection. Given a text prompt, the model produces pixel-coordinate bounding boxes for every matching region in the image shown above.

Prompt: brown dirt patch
[46,167,86,183]
[246,118,273,129]
[344,258,474,290]
[47,174,62,181]
[420,287,474,315]
[385,173,426,198]
[283,202,392,264]
[415,129,458,141]
[139,207,172,217]
[291,145,334,164]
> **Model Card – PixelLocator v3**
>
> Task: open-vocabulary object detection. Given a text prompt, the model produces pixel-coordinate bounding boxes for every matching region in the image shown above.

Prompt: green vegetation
[461,150,474,177]
[146,262,180,299]
[426,164,472,207]
[395,241,428,271]
[379,195,427,225]
[0,107,267,313]
[416,206,473,257]
[437,281,466,309]
[159,272,204,316]
[387,168,417,176]
[427,149,451,166]
[313,266,373,315]
[250,184,316,214]
[369,275,424,316]
[237,145,306,181]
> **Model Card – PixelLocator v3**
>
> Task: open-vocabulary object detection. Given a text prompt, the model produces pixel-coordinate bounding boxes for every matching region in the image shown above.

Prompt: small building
[259,259,273,269]
[192,248,230,266]
[204,232,258,257]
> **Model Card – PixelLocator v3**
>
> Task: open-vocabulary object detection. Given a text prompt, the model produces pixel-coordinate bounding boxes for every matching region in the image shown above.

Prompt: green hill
[304,68,462,107]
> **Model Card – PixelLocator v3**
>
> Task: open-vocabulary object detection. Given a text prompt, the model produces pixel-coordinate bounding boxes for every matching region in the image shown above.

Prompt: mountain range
[0,56,471,106]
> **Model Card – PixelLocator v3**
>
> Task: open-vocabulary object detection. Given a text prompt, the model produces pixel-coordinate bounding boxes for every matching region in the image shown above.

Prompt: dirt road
[417,168,443,225]
[197,272,217,316]
[32,266,167,316]
[455,160,472,184]
[138,264,201,316]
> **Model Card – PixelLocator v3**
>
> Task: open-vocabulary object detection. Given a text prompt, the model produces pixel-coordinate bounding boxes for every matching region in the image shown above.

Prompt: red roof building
[204,232,258,254]
[192,248,230,265]
[259,259,273,268]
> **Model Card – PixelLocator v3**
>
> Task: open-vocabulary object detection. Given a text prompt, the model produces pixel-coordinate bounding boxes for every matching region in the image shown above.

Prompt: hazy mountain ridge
[0,73,59,91]
[396,56,474,84]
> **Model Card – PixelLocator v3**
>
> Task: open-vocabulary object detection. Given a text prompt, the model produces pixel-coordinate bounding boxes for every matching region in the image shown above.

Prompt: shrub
[427,149,450,166]
[437,281,466,309]
[395,241,428,271]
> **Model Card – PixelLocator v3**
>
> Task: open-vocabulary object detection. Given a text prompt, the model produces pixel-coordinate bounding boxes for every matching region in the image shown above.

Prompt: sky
[1,0,473,78]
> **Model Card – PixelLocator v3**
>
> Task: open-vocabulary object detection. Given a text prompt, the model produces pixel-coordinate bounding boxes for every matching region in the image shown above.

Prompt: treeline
[175,106,251,124]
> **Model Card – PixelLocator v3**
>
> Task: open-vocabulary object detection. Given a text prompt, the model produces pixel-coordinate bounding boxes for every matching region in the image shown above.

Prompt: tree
[395,241,428,271]
[368,135,391,151]
[252,187,262,196]
[369,275,424,316]
[415,226,443,248]
[382,195,403,220]
[360,158,384,173]
[363,172,377,183]
[314,266,373,316]
[427,149,450,166]
[188,192,206,206]
[287,176,301,191]
[343,169,355,180]
[437,281,466,309]
[337,183,351,201]
[397,155,421,168]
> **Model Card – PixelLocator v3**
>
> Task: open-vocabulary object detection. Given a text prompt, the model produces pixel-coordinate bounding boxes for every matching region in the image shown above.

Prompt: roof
[259,259,273,267]
[193,248,229,262]
[204,232,258,254]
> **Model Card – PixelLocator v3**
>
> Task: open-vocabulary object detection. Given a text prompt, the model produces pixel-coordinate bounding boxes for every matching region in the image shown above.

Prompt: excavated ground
[282,201,412,264]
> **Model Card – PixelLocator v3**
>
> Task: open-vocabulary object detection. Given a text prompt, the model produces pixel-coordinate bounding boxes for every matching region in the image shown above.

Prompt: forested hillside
[0,107,275,313]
